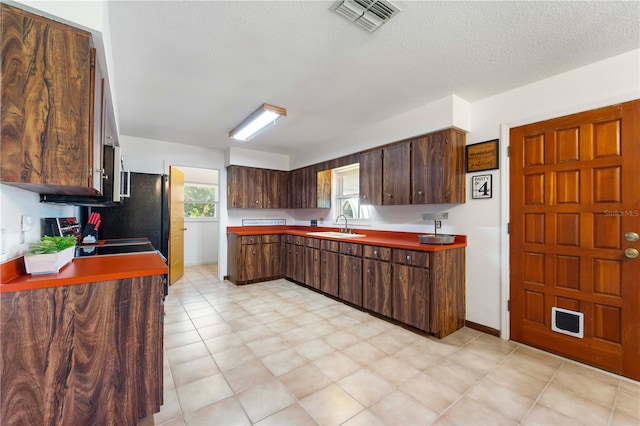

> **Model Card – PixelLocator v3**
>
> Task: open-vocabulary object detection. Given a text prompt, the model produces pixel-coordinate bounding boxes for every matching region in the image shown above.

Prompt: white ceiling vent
[334,0,401,32]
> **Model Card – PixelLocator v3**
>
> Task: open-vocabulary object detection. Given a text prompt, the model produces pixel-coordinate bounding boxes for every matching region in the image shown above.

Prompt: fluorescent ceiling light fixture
[229,103,286,141]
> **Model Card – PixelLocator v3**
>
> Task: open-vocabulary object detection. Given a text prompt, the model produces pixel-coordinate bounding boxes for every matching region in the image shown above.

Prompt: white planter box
[23,246,75,275]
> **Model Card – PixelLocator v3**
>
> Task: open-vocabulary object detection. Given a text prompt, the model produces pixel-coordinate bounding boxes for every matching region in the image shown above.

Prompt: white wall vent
[334,0,401,32]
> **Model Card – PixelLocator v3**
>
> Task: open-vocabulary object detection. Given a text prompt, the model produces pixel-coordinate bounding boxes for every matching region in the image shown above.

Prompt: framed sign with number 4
[472,174,492,199]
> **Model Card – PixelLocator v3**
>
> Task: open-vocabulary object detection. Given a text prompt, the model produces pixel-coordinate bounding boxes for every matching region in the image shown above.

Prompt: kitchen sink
[306,231,366,238]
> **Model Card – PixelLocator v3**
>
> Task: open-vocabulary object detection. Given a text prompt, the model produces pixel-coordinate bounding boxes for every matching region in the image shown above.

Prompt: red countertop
[227,226,467,252]
[1,251,168,293]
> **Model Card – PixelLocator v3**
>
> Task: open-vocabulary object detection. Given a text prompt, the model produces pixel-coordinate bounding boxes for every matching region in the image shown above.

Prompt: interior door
[169,166,185,285]
[510,100,640,380]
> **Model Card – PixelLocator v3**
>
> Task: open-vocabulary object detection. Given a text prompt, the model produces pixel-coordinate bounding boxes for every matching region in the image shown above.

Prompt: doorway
[509,100,640,380]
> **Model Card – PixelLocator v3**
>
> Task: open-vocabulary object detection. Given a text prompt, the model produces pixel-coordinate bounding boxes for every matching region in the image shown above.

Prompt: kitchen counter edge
[227,226,467,252]
[0,252,168,293]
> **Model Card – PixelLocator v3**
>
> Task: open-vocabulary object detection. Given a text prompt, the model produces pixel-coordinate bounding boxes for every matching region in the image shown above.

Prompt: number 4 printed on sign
[472,174,492,199]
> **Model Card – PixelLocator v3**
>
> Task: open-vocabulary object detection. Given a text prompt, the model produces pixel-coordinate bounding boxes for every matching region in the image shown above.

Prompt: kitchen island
[227,226,466,338]
[0,250,167,425]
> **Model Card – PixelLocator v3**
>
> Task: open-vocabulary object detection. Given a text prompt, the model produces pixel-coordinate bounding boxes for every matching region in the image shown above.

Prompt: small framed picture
[472,174,492,199]
[466,139,499,172]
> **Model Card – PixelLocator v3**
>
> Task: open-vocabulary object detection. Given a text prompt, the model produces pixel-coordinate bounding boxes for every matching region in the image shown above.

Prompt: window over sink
[334,164,370,221]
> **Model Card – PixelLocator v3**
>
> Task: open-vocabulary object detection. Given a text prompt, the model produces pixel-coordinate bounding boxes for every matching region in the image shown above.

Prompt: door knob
[624,232,639,242]
[624,248,639,259]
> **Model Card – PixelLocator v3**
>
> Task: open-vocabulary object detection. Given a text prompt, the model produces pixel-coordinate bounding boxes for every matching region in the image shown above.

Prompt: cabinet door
[320,250,340,297]
[262,240,281,279]
[359,149,382,205]
[1,4,93,190]
[412,129,466,204]
[382,142,411,205]
[317,169,332,208]
[363,258,392,317]
[339,255,362,306]
[240,243,262,282]
[293,244,305,282]
[393,265,430,331]
[302,166,317,208]
[227,166,264,208]
[305,247,321,289]
[289,168,303,208]
[284,243,295,279]
[277,170,290,208]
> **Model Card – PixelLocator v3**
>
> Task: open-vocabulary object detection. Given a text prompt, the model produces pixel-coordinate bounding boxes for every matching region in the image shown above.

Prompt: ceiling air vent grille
[334,0,400,32]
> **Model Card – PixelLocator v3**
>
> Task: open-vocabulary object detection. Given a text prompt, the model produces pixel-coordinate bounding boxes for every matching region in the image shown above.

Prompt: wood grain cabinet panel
[305,247,322,289]
[339,254,363,306]
[1,4,100,195]
[393,264,430,330]
[412,129,466,204]
[382,142,412,205]
[0,275,164,424]
[261,235,281,279]
[363,258,392,317]
[320,250,340,297]
[359,149,383,205]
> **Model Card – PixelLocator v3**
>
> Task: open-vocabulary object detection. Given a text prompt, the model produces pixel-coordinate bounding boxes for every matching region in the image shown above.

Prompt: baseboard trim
[465,320,500,337]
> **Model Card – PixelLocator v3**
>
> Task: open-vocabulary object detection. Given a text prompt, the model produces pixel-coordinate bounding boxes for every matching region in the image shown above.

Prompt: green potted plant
[24,235,77,275]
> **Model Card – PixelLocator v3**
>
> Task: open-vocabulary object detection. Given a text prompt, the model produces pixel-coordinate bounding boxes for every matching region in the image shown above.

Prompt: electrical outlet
[435,220,442,229]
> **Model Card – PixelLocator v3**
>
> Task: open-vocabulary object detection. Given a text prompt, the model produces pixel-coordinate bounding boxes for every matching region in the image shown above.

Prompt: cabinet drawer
[340,242,362,257]
[393,249,429,267]
[363,245,391,261]
[240,235,261,245]
[306,237,321,248]
[262,234,280,243]
[321,239,340,252]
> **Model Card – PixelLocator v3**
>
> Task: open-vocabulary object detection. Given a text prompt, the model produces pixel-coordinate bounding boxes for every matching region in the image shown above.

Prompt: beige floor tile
[616,390,640,419]
[341,409,385,425]
[424,359,482,394]
[260,347,309,376]
[303,320,338,337]
[448,347,502,375]
[345,323,384,340]
[366,332,411,355]
[434,394,516,425]
[538,383,612,425]
[521,404,584,425]
[280,326,319,345]
[164,330,202,349]
[466,377,536,422]
[151,388,183,425]
[343,341,387,365]
[436,328,477,347]
[485,363,548,399]
[175,373,234,414]
[196,322,233,340]
[370,356,421,386]
[500,350,559,382]
[190,313,224,328]
[415,337,459,358]
[236,324,274,343]
[164,319,196,336]
[182,396,250,426]
[620,379,640,395]
[323,330,362,349]
[313,351,362,381]
[237,379,296,423]
[369,390,438,425]
[552,366,619,407]
[611,409,640,426]
[247,335,290,358]
[393,342,442,370]
[338,369,395,407]
[212,345,257,371]
[186,306,218,319]
[399,372,462,414]
[222,358,275,393]
[203,332,244,354]
[300,384,365,426]
[255,402,319,426]
[265,318,299,334]
[295,339,338,361]
[280,364,333,400]
[328,314,362,327]
[171,356,219,387]
[559,360,622,387]
[166,341,210,367]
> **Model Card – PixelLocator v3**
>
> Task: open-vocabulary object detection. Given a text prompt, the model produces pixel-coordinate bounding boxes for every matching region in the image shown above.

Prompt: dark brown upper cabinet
[1,3,101,196]
[359,149,383,205]
[412,128,466,204]
[227,165,289,209]
[382,141,412,205]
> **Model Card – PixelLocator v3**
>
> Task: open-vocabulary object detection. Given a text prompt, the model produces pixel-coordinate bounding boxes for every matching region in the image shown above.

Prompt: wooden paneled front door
[510,100,640,380]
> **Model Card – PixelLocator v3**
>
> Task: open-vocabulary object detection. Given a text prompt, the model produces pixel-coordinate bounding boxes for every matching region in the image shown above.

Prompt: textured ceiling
[107,1,639,156]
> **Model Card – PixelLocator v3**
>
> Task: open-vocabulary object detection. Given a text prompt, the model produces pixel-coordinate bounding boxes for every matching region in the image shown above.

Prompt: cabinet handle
[373,250,378,256]
[256,200,260,204]
[367,268,371,273]
[399,275,403,280]
[406,255,411,261]
[417,190,423,195]
[387,193,392,198]
[363,195,367,199]
[353,266,358,271]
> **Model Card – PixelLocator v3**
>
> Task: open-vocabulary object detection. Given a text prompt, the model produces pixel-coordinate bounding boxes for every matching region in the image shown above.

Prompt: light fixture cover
[229,103,287,141]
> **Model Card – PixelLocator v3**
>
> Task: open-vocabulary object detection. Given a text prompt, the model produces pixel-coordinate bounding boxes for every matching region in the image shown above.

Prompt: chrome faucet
[336,215,350,234]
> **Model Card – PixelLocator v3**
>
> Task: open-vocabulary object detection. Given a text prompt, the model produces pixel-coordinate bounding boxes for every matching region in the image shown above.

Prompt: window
[334,164,370,220]
[184,183,218,219]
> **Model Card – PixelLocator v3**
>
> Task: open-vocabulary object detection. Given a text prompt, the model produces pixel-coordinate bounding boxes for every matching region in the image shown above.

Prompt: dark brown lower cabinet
[320,242,340,297]
[305,247,321,289]
[393,264,430,330]
[284,242,295,280]
[261,234,281,279]
[292,244,305,283]
[339,254,362,306]
[0,275,164,425]
[363,258,392,317]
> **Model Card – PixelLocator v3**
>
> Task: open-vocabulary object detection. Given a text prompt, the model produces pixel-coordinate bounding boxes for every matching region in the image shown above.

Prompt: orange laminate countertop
[0,252,168,293]
[227,226,467,252]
